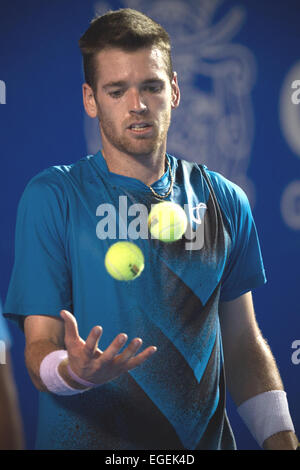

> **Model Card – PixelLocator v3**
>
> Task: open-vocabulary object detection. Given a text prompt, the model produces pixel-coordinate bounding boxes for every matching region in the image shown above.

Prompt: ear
[171,72,180,109]
[82,83,98,118]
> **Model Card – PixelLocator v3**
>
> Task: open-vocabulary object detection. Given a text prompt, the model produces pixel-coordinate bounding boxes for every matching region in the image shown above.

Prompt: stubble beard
[97,106,171,158]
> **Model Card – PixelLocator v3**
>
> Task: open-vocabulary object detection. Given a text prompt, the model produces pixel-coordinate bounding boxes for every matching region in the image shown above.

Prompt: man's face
[85,46,180,158]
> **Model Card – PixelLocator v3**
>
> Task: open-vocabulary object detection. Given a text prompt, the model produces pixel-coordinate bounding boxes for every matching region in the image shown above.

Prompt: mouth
[127,122,153,135]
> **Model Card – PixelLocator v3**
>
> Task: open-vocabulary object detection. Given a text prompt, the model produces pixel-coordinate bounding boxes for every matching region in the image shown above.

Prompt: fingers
[117,337,143,362]
[59,311,158,381]
[84,326,103,357]
[101,333,129,361]
[126,346,157,371]
[100,333,157,370]
[60,310,80,345]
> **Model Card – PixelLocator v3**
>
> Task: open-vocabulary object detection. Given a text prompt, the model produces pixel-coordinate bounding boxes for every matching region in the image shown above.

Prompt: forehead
[95,46,169,84]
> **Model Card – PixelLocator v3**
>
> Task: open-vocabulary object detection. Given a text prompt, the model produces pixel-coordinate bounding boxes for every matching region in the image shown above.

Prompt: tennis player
[3,9,298,450]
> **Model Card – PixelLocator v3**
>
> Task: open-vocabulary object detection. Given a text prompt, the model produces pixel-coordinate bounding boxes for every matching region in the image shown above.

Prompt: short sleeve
[210,174,267,302]
[3,171,72,330]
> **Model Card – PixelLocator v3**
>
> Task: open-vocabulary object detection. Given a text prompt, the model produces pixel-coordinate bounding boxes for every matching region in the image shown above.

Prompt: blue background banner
[0,0,299,450]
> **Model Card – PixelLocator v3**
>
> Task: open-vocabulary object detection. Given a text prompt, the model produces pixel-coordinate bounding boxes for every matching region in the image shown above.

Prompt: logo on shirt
[190,203,207,225]
[95,197,207,251]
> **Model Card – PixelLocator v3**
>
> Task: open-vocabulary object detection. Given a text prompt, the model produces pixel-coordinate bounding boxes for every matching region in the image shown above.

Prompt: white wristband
[39,350,92,396]
[237,390,295,448]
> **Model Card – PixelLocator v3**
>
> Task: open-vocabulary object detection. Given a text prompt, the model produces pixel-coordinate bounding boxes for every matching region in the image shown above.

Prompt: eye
[144,85,163,93]
[109,90,124,99]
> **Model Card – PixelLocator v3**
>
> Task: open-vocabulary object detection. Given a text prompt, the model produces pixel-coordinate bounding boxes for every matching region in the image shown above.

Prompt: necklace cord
[146,157,173,199]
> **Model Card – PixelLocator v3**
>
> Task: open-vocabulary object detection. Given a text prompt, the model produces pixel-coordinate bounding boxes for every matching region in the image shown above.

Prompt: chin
[120,140,160,157]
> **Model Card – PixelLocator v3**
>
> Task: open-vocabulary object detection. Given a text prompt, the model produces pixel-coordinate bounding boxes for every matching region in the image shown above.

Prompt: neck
[101,146,167,186]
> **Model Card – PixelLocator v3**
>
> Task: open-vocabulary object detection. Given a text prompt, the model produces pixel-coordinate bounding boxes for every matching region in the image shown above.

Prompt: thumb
[60,310,80,345]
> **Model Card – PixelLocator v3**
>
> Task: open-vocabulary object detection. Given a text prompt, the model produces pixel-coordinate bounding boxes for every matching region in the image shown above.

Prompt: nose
[128,88,148,114]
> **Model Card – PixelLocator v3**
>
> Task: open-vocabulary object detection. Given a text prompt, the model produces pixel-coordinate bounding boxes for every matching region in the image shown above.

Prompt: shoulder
[205,169,255,242]
[20,167,68,211]
[21,155,94,202]
[172,154,253,232]
[15,160,92,234]
[172,154,250,209]
[205,169,251,212]
[16,158,87,223]
[28,154,93,186]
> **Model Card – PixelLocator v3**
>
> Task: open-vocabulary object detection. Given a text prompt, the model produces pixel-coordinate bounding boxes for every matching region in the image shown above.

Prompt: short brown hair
[78,8,173,92]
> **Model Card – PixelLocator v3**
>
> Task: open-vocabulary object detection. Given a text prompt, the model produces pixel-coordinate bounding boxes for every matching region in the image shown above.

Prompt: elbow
[26,368,48,393]
[24,342,51,393]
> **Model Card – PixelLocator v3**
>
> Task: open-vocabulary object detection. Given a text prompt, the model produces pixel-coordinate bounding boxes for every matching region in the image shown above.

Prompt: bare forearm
[25,339,63,392]
[225,332,283,406]
[224,332,297,449]
[220,294,297,450]
[24,315,66,392]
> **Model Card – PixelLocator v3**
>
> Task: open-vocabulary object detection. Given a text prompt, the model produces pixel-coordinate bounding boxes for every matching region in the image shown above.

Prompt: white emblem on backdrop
[280,180,300,231]
[279,61,300,231]
[85,0,257,203]
[279,60,300,159]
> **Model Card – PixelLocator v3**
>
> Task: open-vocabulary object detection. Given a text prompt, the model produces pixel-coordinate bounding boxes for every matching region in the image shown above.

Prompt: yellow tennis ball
[105,241,145,281]
[148,201,188,242]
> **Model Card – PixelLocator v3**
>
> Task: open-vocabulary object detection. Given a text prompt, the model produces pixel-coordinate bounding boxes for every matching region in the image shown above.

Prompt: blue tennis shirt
[4,151,266,450]
[0,300,10,345]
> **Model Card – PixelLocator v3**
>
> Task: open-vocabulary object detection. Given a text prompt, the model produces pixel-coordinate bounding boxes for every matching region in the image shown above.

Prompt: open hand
[60,310,157,386]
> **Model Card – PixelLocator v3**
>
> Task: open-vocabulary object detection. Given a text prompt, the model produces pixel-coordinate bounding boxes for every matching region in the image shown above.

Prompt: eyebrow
[102,78,165,91]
